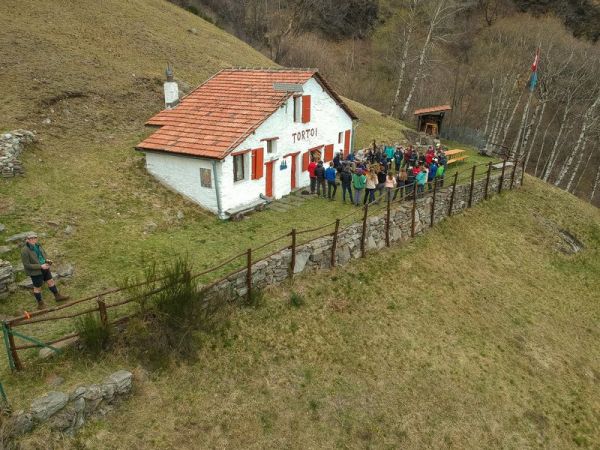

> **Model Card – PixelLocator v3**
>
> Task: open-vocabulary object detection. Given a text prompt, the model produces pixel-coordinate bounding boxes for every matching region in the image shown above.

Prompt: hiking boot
[37,301,48,310]
[54,294,70,302]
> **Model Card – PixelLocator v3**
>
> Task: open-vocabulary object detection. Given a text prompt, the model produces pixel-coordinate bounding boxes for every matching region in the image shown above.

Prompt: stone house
[136,68,358,218]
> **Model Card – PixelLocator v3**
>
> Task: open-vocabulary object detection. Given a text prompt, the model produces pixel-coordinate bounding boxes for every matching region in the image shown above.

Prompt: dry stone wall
[205,166,523,298]
[8,370,133,437]
[0,130,36,178]
[0,259,17,300]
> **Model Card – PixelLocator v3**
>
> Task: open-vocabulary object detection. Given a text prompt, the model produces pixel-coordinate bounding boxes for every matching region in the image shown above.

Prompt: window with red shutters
[324,144,334,162]
[251,148,264,179]
[302,95,311,123]
[302,151,310,171]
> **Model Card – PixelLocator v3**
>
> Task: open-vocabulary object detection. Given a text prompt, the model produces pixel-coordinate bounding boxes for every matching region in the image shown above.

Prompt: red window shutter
[252,148,264,179]
[302,95,311,123]
[324,144,334,162]
[344,129,351,156]
[302,151,310,171]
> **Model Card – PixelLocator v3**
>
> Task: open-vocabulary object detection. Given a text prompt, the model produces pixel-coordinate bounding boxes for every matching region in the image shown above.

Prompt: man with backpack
[314,160,326,198]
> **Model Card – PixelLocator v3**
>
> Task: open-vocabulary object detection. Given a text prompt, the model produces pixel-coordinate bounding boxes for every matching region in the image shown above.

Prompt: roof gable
[414,104,452,116]
[136,68,357,159]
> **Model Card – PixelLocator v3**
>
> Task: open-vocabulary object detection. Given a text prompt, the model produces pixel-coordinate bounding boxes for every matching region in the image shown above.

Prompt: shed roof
[414,104,452,116]
[136,68,357,160]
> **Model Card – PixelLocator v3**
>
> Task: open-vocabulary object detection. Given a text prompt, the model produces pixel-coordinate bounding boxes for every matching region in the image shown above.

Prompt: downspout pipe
[211,160,225,219]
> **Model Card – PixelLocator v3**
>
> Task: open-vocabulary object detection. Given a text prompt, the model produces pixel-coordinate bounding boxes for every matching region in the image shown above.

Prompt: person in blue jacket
[325,162,338,200]
[428,161,438,190]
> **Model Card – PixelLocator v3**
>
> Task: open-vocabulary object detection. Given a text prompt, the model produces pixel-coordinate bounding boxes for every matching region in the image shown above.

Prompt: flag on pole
[529,48,540,91]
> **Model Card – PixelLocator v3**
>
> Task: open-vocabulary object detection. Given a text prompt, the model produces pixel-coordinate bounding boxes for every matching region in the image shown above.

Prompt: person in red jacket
[308,157,317,194]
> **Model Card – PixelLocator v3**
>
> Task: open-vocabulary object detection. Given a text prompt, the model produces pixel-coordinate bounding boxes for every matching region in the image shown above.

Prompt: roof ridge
[223,67,318,72]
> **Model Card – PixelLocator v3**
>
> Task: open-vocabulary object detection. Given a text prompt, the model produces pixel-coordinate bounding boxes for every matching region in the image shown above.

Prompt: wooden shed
[414,104,452,137]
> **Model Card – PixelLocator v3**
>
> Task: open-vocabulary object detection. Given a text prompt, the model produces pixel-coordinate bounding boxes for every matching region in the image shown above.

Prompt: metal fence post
[499,158,507,193]
[484,162,492,200]
[97,296,108,328]
[246,248,252,303]
[2,322,15,371]
[411,183,417,238]
[331,219,340,267]
[510,157,518,189]
[385,193,391,247]
[430,178,437,227]
[6,324,23,371]
[290,229,296,276]
[361,204,368,258]
[448,172,458,217]
[468,165,476,208]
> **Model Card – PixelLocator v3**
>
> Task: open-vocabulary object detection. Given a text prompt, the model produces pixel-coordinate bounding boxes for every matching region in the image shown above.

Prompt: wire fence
[2,157,525,371]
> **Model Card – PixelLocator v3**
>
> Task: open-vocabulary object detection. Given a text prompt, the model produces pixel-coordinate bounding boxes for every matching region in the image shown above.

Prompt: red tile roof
[136,68,357,160]
[414,104,452,116]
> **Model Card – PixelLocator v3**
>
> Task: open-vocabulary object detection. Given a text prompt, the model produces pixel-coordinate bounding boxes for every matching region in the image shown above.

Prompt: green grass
[0,0,413,341]
[9,177,600,449]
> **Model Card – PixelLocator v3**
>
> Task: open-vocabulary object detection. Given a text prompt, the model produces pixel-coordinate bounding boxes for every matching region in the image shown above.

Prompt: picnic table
[445,149,468,165]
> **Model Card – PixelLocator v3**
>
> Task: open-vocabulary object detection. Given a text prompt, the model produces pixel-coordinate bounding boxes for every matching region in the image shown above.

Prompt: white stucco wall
[144,151,222,214]
[219,77,354,212]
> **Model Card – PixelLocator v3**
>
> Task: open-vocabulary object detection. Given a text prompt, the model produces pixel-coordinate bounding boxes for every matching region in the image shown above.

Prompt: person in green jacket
[352,169,367,206]
[21,232,69,310]
[436,160,446,187]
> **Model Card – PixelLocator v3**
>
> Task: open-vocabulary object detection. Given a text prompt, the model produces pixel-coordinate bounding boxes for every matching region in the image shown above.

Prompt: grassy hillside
[10,177,600,449]
[0,0,408,319]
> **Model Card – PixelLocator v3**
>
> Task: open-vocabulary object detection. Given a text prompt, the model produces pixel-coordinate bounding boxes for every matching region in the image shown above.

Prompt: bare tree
[400,0,465,117]
[389,0,419,117]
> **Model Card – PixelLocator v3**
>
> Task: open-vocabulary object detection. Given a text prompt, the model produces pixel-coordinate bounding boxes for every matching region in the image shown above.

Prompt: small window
[267,139,277,154]
[200,168,212,188]
[293,96,302,122]
[338,132,343,144]
[233,154,245,182]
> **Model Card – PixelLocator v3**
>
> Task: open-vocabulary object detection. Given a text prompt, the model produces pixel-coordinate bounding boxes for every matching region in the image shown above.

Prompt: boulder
[5,231,35,243]
[30,391,68,422]
[10,410,34,436]
[0,224,5,233]
[0,245,11,254]
[293,251,311,274]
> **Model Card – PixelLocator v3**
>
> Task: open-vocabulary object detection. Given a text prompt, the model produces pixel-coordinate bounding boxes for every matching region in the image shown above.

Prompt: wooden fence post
[246,248,252,303]
[385,193,391,247]
[484,162,492,200]
[521,156,526,186]
[510,157,518,189]
[97,296,108,328]
[498,158,507,193]
[448,172,458,217]
[331,219,340,267]
[468,165,476,208]
[430,178,437,227]
[6,324,23,371]
[361,204,368,258]
[411,183,417,238]
[290,229,296,275]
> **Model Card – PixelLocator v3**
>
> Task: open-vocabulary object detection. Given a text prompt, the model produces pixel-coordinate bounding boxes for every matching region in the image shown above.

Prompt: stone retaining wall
[7,370,133,437]
[206,166,523,298]
[0,130,36,178]
[0,259,16,300]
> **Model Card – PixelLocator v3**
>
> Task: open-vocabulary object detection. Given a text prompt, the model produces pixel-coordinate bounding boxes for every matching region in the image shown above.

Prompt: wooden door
[265,161,274,197]
[291,155,297,189]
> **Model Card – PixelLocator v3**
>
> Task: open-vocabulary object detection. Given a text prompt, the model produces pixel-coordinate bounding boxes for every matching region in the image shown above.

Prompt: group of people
[307,143,449,206]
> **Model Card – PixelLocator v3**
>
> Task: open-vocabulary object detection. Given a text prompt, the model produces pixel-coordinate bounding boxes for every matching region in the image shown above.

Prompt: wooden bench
[445,149,469,165]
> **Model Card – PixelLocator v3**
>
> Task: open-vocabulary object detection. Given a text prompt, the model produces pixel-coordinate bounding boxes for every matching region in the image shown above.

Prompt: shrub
[76,313,111,356]
[122,257,232,368]
[289,291,305,308]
